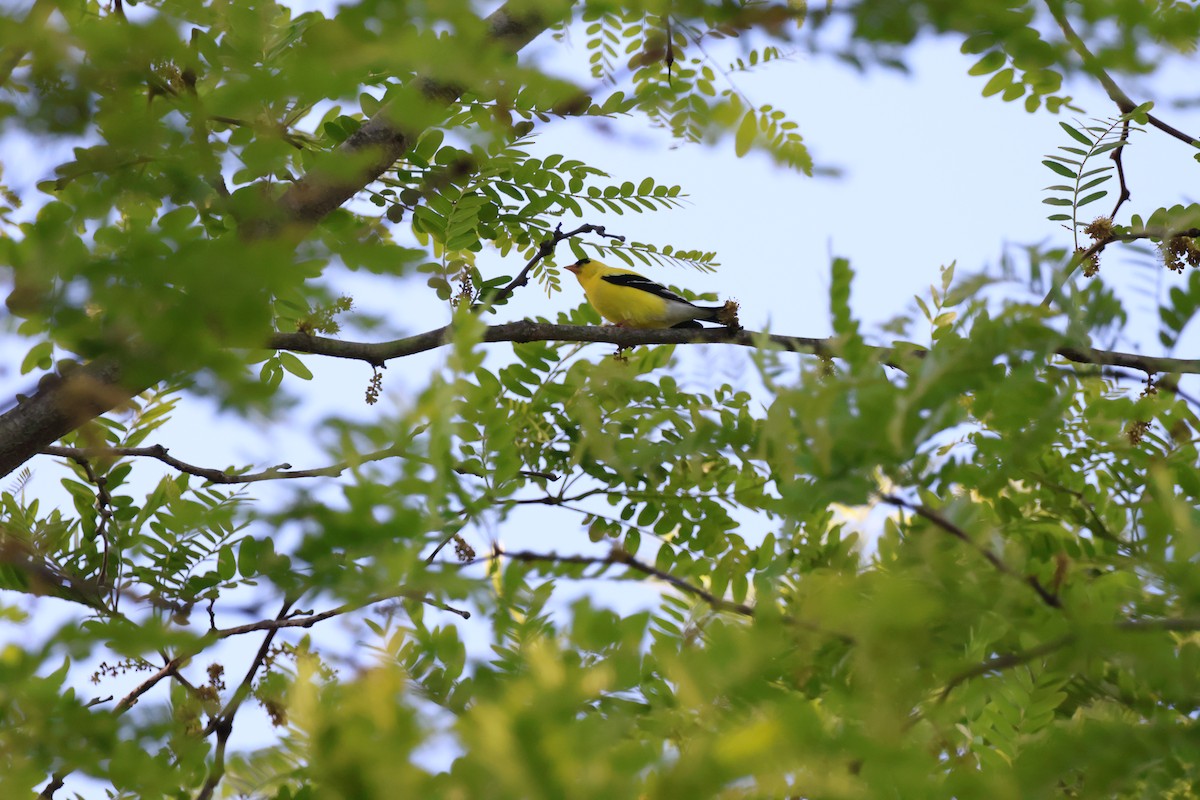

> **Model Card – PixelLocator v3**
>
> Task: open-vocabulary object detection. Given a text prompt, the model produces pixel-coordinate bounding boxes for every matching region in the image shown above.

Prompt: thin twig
[1109,118,1132,219]
[481,222,626,310]
[212,590,470,639]
[1041,227,1200,308]
[937,616,1200,702]
[195,599,294,800]
[115,657,186,713]
[41,443,406,485]
[1045,0,1200,147]
[469,546,755,617]
[59,452,114,586]
[881,495,1062,608]
[938,635,1074,702]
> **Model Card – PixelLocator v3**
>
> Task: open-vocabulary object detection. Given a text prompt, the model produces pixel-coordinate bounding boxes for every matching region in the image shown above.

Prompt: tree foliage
[3,0,1200,797]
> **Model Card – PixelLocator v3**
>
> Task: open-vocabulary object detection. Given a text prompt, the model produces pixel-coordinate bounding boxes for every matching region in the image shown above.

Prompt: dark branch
[249,1,567,236]
[213,591,470,639]
[268,321,868,368]
[938,635,1074,702]
[1109,119,1132,219]
[482,223,626,311]
[41,443,406,485]
[195,599,295,800]
[0,360,143,481]
[1046,0,1199,147]
[268,319,1200,380]
[938,616,1200,701]
[468,546,756,617]
[881,495,1062,609]
[1042,227,1200,308]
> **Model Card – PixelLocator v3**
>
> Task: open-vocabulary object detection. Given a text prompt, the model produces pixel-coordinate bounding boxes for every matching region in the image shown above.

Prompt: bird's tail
[671,306,724,329]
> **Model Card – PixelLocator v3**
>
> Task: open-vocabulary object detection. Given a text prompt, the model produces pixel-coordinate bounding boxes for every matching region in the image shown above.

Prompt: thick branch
[269,321,849,367]
[269,320,1200,379]
[12,316,1200,481]
[0,360,144,483]
[251,1,568,235]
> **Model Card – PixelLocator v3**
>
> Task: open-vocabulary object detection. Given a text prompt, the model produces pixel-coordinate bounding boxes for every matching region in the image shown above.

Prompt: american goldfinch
[565,258,723,329]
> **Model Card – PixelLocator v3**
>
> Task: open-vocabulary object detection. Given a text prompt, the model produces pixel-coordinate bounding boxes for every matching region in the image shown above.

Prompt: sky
[3,2,1200,794]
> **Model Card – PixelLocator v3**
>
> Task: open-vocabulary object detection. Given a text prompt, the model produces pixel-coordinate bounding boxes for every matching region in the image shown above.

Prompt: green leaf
[20,342,53,375]
[278,352,313,380]
[1058,121,1093,146]
[1041,159,1078,178]
[735,110,757,157]
[981,68,1014,97]
[968,51,1006,76]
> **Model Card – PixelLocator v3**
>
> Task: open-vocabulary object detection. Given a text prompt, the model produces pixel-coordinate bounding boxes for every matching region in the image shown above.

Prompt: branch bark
[267,320,1200,379]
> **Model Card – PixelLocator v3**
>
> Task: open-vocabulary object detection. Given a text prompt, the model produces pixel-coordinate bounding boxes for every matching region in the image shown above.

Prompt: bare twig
[1045,0,1200,147]
[212,590,470,639]
[1109,118,1132,219]
[938,635,1074,702]
[881,495,1062,609]
[481,222,626,310]
[269,318,1200,383]
[195,599,295,800]
[469,546,756,617]
[41,443,407,485]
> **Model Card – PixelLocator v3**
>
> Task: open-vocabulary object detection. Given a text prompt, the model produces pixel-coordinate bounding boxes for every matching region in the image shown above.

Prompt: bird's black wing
[601,273,696,306]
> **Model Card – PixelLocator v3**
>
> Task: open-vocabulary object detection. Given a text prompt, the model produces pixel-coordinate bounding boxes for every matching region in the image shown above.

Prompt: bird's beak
[565,264,581,274]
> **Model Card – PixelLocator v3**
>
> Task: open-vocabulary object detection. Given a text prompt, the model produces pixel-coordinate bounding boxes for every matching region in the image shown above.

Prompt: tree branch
[881,495,1062,609]
[1045,0,1200,147]
[248,0,571,236]
[268,321,860,367]
[269,319,1200,379]
[0,360,144,482]
[938,635,1074,702]
[13,313,1200,482]
[212,591,470,639]
[41,443,405,485]
[1042,227,1200,308]
[937,616,1200,702]
[0,0,571,480]
[482,222,626,310]
[470,546,756,617]
[195,599,295,800]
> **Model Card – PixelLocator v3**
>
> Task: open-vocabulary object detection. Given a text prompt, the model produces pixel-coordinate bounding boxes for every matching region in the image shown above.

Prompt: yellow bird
[565,258,723,329]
